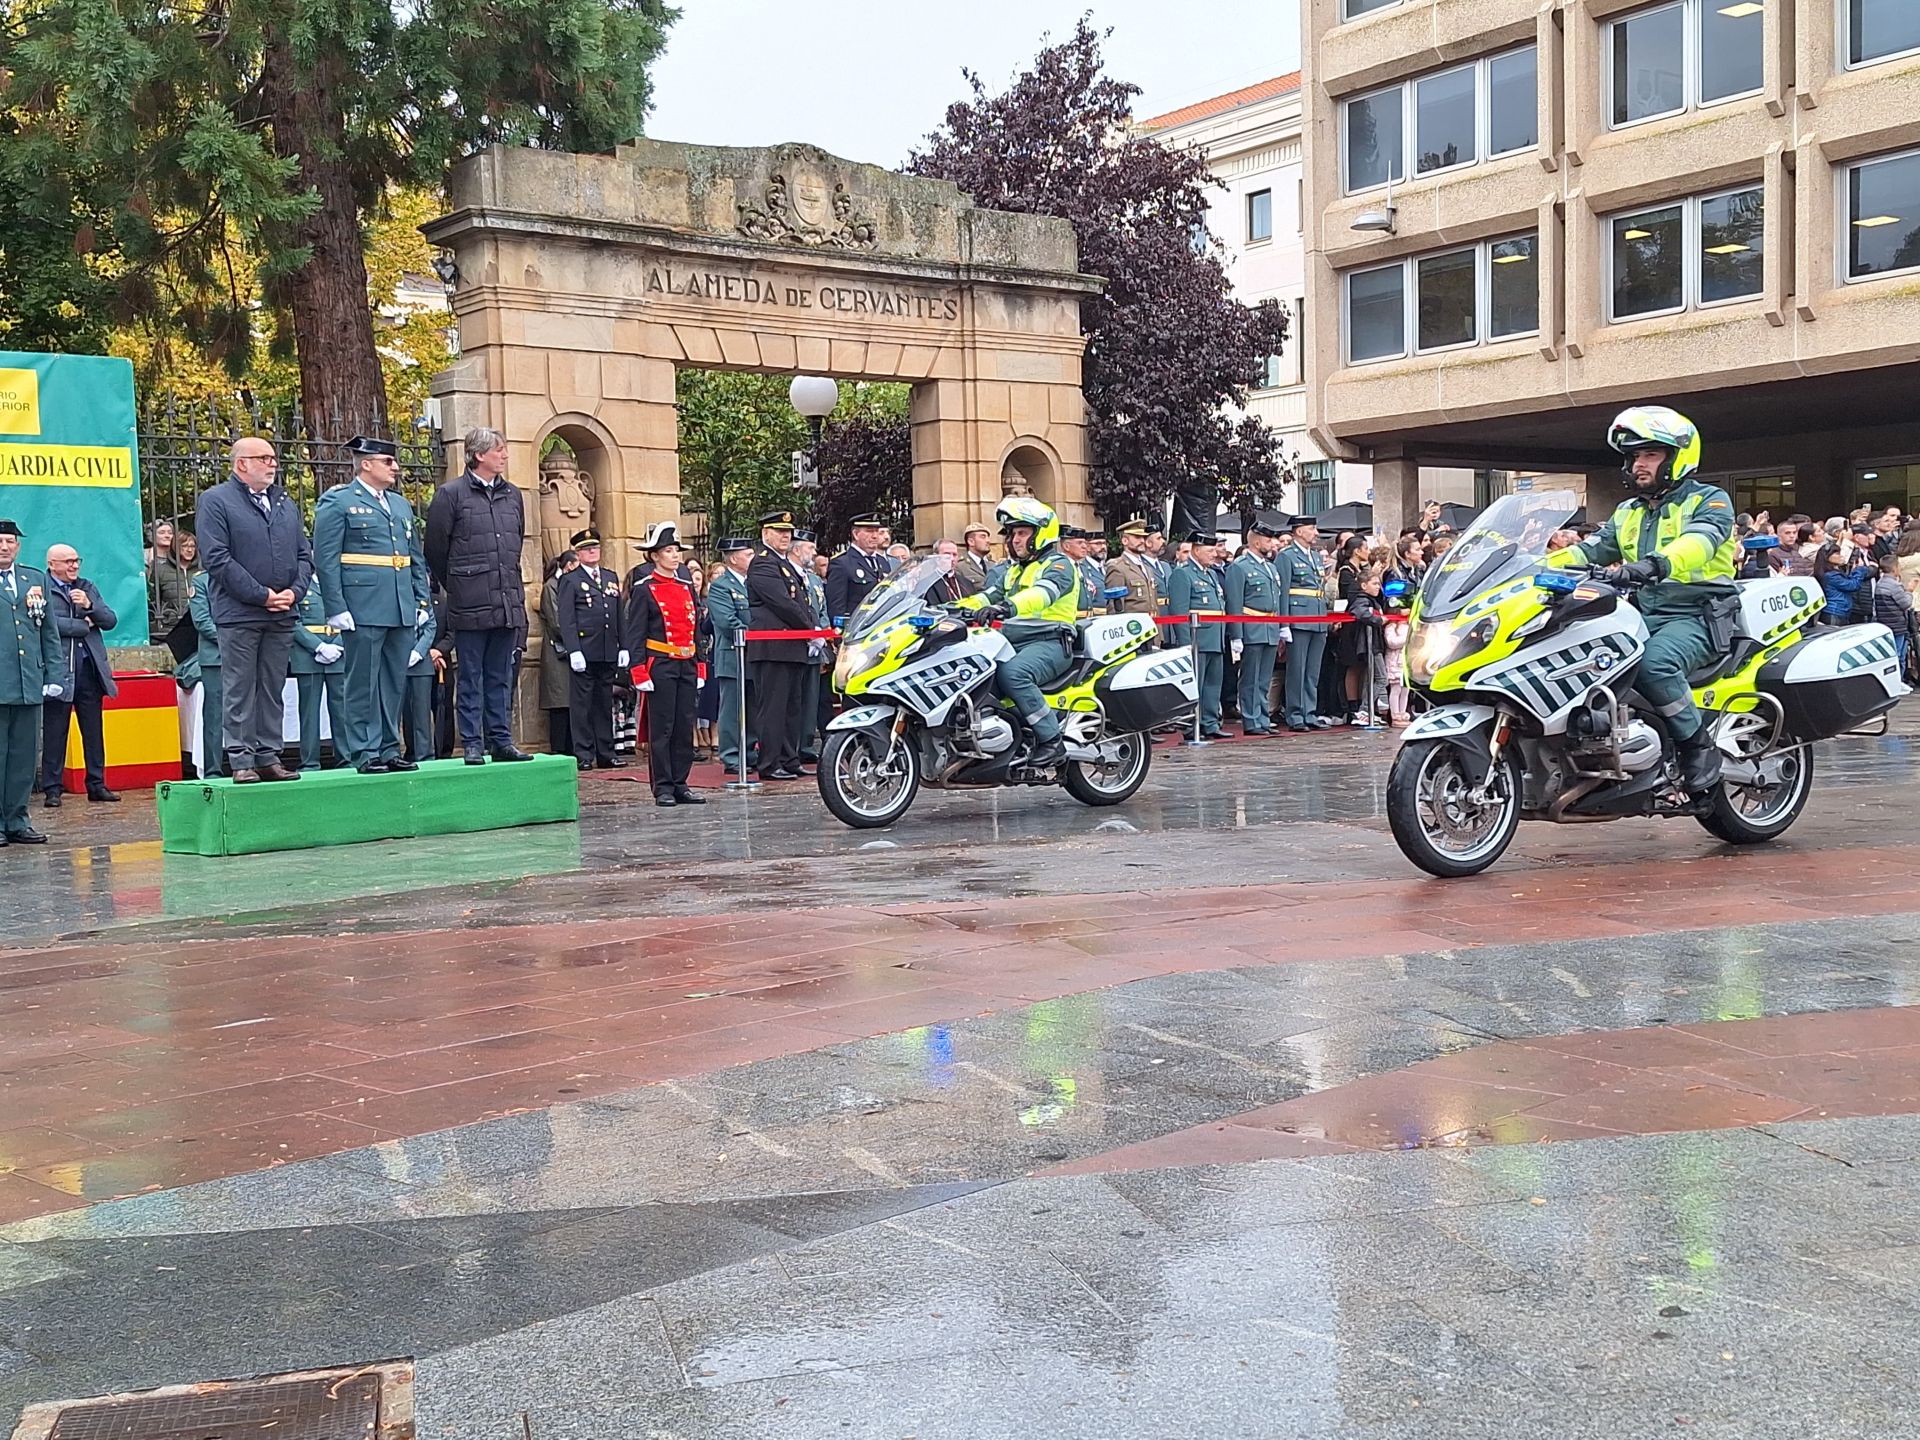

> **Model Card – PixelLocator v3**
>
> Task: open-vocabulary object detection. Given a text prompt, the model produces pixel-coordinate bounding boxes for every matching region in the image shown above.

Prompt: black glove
[1604,556,1667,586]
[974,602,1014,624]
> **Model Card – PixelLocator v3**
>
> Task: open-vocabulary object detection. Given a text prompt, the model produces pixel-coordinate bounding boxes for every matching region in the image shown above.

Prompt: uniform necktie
[252,490,271,518]
[1,570,13,600]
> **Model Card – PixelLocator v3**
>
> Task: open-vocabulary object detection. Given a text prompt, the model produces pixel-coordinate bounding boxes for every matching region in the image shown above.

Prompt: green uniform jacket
[1224,553,1284,646]
[0,566,67,705]
[1076,557,1107,618]
[1272,540,1326,620]
[1165,558,1225,653]
[1560,477,1737,618]
[706,569,752,681]
[190,580,221,672]
[312,479,430,629]
[287,585,343,677]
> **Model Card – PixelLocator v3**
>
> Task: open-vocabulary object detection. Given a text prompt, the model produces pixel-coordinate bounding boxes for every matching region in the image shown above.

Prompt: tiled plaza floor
[2,714,1918,1435]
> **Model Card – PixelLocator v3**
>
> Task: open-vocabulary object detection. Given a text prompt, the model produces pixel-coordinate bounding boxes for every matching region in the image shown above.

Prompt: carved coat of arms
[738,157,878,250]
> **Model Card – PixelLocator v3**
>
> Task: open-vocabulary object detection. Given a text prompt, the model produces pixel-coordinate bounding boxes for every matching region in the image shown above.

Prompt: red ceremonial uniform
[625,571,704,801]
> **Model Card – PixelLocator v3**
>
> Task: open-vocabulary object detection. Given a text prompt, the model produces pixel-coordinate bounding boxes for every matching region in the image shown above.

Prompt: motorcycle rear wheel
[1387,738,1522,878]
[1697,745,1813,845]
[1061,732,1152,807]
[819,728,921,829]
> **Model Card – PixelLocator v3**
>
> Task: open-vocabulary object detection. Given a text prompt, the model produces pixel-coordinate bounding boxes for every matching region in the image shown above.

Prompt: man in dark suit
[194,436,313,783]
[824,512,889,625]
[38,542,119,806]
[747,510,818,781]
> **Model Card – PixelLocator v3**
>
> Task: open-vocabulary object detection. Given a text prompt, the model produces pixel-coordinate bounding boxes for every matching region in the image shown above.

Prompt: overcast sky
[646,1,1301,169]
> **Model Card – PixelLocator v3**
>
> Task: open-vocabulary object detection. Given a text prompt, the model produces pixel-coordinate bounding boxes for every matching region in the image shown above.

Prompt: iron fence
[137,399,444,645]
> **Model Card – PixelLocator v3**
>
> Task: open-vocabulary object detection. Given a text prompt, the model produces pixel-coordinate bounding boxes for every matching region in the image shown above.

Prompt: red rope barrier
[742,613,1358,642]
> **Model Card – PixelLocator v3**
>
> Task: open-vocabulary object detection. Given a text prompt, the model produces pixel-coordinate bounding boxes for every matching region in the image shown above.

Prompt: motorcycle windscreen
[843,555,955,640]
[1420,491,1580,621]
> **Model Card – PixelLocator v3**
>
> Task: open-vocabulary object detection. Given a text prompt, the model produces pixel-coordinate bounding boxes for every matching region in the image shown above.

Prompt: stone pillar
[1370,455,1418,538]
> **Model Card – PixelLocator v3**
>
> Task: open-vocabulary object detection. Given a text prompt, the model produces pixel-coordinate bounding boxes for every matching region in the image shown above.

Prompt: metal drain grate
[13,1362,412,1440]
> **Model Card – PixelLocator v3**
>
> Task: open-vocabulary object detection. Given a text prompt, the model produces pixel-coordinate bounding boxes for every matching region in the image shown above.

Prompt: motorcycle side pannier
[1757,624,1907,740]
[1094,648,1199,732]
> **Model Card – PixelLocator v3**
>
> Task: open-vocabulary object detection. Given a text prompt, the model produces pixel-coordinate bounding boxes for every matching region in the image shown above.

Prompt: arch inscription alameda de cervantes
[424,137,1102,565]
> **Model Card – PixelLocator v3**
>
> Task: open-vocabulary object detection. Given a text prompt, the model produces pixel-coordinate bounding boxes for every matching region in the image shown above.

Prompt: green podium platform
[157,756,580,856]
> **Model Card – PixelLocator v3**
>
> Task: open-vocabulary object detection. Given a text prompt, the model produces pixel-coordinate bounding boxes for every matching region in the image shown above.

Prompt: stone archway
[425,138,1101,560]
[999,438,1062,507]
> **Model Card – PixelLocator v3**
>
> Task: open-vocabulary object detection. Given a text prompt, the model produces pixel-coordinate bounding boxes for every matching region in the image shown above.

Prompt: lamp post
[788,375,839,511]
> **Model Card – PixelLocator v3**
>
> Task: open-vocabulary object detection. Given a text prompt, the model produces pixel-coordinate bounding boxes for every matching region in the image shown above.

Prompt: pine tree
[1,0,675,434]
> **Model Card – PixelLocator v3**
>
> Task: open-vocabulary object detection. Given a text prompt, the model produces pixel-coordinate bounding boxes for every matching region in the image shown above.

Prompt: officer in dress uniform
[1212,542,1240,720]
[403,594,447,762]
[707,537,755,776]
[1063,527,1107,619]
[1225,521,1285,735]
[311,436,430,774]
[1165,532,1227,738]
[557,528,629,771]
[747,510,819,781]
[626,522,706,807]
[1276,514,1335,731]
[287,583,347,770]
[824,513,889,626]
[0,519,66,844]
[1104,518,1162,618]
[791,529,830,764]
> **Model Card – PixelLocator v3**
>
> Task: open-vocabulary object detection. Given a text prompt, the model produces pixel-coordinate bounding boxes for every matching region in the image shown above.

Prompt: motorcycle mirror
[1741,534,1781,551]
[1533,570,1580,594]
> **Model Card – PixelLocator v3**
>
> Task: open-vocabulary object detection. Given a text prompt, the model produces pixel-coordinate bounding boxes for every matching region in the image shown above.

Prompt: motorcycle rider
[958,496,1082,768]
[1548,405,1737,795]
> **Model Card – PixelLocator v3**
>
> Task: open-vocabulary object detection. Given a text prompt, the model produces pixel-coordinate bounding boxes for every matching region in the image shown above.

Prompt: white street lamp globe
[789,375,840,419]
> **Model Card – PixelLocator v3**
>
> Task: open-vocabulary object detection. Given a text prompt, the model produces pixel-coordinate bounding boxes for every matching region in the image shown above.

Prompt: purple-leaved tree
[909,19,1293,527]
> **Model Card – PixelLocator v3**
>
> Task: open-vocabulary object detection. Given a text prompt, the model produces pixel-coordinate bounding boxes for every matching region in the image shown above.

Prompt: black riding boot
[1677,729,1722,795]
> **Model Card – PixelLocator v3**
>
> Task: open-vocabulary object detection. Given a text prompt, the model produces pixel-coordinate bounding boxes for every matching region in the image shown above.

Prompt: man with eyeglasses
[194,436,312,783]
[313,436,431,775]
[37,542,119,807]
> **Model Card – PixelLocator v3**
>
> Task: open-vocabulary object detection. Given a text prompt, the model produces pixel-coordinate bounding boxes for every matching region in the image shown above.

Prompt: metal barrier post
[726,630,761,792]
[1182,613,1210,748]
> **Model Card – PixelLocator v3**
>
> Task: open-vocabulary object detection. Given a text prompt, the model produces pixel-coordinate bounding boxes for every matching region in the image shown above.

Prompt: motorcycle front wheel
[1387,737,1522,879]
[1061,731,1152,807]
[818,728,921,829]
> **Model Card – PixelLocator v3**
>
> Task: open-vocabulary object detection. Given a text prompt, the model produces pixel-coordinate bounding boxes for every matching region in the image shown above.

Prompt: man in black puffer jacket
[426,426,533,764]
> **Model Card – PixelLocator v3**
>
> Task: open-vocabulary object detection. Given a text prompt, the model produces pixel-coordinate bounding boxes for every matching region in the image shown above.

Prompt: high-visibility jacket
[1554,476,1737,616]
[963,545,1081,641]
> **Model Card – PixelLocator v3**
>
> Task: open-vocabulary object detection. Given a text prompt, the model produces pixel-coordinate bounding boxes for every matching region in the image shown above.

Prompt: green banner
[0,351,147,645]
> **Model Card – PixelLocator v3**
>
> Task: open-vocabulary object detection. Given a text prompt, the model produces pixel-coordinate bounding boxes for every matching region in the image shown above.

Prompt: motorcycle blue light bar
[1534,570,1580,593]
[1742,534,1781,550]
[909,613,940,631]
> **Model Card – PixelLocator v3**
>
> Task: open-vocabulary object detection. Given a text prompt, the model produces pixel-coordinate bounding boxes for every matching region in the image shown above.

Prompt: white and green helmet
[995,495,1061,550]
[1608,405,1702,489]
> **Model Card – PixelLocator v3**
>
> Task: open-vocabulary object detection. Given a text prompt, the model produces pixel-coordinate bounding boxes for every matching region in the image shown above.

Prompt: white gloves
[328,612,356,632]
[1278,625,1293,643]
[616,649,630,668]
[636,679,654,693]
[313,642,343,665]
[570,651,587,673]
[408,650,422,667]
[43,683,62,698]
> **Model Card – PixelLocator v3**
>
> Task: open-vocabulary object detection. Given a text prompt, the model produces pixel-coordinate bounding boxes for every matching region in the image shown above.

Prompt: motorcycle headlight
[832,634,891,691]
[1406,616,1496,687]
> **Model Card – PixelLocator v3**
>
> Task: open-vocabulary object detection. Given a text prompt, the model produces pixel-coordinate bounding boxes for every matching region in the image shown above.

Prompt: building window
[1340,0,1403,19]
[1848,0,1920,67]
[1341,46,1537,194]
[1298,461,1334,515]
[1346,265,1407,363]
[1343,233,1541,365]
[1608,186,1763,321]
[1259,353,1286,389]
[1844,149,1920,282]
[1720,471,1796,516]
[1247,189,1273,243]
[1607,0,1763,130]
[1855,461,1920,516]
[1488,235,1540,338]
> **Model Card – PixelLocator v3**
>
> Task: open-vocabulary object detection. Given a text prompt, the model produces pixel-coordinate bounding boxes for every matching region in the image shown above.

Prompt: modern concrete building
[1303,0,1920,534]
[1144,74,1485,524]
